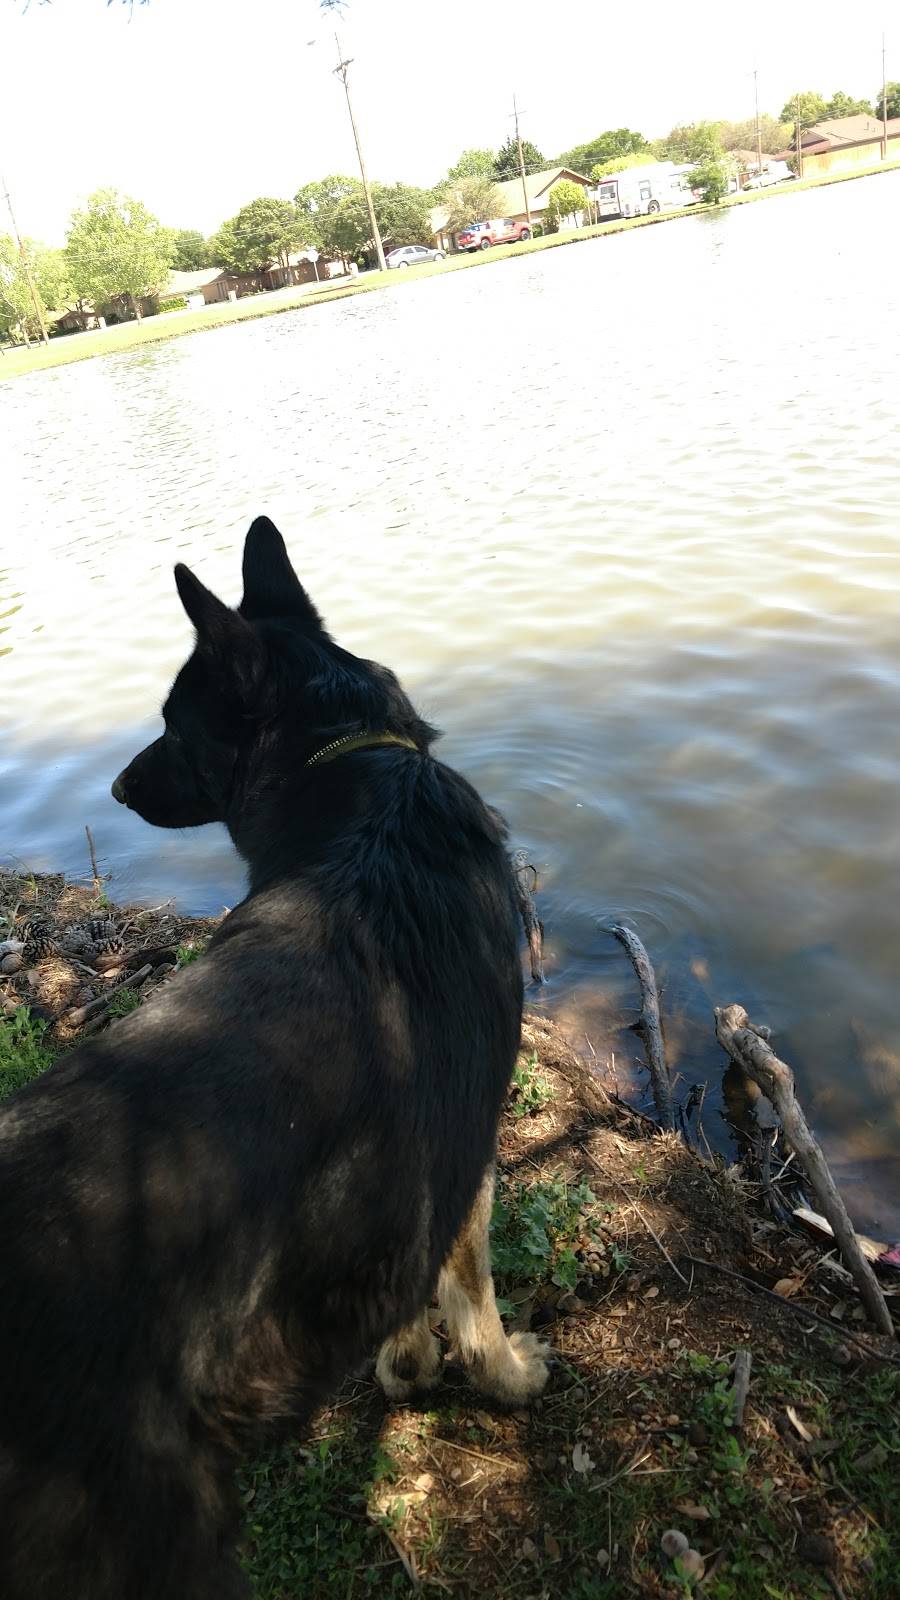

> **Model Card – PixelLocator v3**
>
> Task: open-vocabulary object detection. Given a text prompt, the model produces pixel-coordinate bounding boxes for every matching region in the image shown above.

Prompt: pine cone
[60,917,125,959]
[18,915,59,964]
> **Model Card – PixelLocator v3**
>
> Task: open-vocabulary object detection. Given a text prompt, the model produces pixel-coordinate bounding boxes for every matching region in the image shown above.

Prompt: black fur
[0,518,523,1599]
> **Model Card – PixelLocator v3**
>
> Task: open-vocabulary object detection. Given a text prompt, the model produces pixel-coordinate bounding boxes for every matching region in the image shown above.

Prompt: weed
[0,1007,53,1099]
[176,940,207,966]
[509,1051,552,1118]
[106,987,142,1018]
[491,1174,602,1303]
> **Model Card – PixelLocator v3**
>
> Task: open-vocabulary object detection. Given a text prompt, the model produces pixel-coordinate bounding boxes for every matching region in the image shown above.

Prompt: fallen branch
[512,849,544,984]
[611,925,674,1131]
[85,825,101,895]
[683,1255,900,1366]
[731,1347,752,1430]
[714,1005,895,1341]
[67,964,153,1029]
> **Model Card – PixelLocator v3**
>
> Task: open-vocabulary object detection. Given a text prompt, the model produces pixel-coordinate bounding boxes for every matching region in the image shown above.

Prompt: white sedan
[385,245,446,269]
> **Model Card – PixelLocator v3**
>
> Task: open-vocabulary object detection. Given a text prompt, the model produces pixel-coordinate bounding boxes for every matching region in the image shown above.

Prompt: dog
[0,518,549,1599]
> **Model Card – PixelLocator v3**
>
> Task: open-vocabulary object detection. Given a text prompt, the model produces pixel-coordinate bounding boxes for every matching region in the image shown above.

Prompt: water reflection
[2,172,900,1232]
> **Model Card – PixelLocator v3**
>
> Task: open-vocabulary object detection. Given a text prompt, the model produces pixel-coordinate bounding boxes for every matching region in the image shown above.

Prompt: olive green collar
[305,730,420,769]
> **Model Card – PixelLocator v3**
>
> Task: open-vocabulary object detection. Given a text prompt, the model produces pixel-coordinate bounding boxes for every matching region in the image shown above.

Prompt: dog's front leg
[375,1307,443,1402]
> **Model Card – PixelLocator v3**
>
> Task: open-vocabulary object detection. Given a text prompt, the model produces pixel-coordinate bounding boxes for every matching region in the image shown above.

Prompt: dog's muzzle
[111,774,128,806]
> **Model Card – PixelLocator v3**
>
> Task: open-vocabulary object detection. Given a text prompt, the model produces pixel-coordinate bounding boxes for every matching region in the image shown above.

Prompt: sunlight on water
[3,173,900,1231]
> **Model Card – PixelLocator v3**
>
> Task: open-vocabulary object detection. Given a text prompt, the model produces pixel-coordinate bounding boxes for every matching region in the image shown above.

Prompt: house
[431,166,593,249]
[158,268,228,309]
[777,113,900,177]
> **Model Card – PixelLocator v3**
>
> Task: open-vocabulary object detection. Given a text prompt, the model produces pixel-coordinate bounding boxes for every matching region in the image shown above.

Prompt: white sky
[0,0,892,245]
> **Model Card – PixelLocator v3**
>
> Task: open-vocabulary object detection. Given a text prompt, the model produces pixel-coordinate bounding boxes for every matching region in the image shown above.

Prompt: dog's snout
[111,774,128,806]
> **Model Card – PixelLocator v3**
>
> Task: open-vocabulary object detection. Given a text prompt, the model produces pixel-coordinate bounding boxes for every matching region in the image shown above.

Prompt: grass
[510,1050,553,1119]
[4,155,899,383]
[0,1006,53,1099]
[105,986,143,1018]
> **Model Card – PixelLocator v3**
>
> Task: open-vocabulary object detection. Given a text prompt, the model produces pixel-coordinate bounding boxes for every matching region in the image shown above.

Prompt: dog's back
[0,520,545,1599]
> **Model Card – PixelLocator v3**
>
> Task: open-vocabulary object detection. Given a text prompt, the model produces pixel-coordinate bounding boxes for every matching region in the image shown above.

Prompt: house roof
[491,166,591,215]
[161,268,224,297]
[807,113,900,145]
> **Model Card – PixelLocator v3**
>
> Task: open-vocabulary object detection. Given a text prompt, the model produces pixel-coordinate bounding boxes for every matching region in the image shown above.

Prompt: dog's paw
[375,1330,443,1404]
[474,1330,552,1406]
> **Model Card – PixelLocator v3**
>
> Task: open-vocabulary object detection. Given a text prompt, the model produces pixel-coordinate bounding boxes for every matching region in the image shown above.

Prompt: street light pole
[2,171,49,345]
[333,35,386,273]
[882,32,889,162]
[512,94,533,232]
[753,67,764,177]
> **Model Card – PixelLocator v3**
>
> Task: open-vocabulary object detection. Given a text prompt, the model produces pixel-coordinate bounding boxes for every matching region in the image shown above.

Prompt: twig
[372,1521,420,1591]
[610,925,674,1131]
[583,1151,688,1285]
[85,825,101,895]
[588,1446,651,1493]
[683,1255,900,1366]
[511,849,544,984]
[67,964,152,1028]
[715,1005,895,1341]
[731,1347,752,1429]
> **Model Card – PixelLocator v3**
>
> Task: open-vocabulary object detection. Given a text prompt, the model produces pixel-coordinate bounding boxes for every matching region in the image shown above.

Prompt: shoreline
[3,156,899,384]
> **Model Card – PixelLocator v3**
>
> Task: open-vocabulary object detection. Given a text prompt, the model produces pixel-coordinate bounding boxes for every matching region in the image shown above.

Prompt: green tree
[0,235,44,343]
[591,151,656,180]
[373,183,433,250]
[875,81,900,120]
[716,114,792,155]
[661,121,722,162]
[445,148,496,182]
[171,229,211,270]
[207,198,306,280]
[690,155,730,205]
[823,90,873,118]
[294,175,360,254]
[543,179,587,233]
[34,247,72,314]
[493,136,545,179]
[440,173,505,232]
[780,91,828,129]
[65,189,174,318]
[558,128,648,172]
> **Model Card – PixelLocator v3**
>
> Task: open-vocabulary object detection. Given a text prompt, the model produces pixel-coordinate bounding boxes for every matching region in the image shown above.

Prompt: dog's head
[111,517,431,829]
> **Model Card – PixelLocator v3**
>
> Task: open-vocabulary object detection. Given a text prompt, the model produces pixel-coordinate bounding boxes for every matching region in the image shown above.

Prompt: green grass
[176,939,207,967]
[4,155,899,383]
[0,1007,53,1099]
[105,986,143,1018]
[490,1173,610,1303]
[510,1050,553,1119]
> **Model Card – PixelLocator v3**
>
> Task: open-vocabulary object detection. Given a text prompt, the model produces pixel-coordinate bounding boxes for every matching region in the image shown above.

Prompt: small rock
[660,1530,689,1558]
[596,1548,610,1569]
[0,953,22,975]
[797,1532,836,1568]
[676,1548,705,1582]
[664,1414,680,1427]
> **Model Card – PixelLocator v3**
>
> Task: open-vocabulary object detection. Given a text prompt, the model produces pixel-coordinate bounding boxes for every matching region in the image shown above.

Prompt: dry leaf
[544,1532,561,1560]
[785,1406,814,1443]
[413,1473,434,1494]
[572,1441,594,1474]
[773,1277,802,1299]
[643,1285,660,1300]
[521,1537,538,1562]
[675,1501,712,1521]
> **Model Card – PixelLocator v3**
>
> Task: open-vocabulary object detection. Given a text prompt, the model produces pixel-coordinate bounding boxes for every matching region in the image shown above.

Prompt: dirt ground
[2,871,898,1599]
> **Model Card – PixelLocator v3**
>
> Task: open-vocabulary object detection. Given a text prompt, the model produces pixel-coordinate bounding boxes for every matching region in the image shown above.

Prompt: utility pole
[795,94,804,180]
[753,67,764,177]
[2,171,48,345]
[512,94,533,232]
[333,35,386,273]
[881,32,889,162]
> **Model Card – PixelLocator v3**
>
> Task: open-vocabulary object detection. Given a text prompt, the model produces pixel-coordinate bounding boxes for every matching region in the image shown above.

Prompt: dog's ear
[175,563,264,699]
[240,516,325,631]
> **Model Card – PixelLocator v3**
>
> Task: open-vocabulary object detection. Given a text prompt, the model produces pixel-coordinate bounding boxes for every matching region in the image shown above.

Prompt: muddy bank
[2,868,899,1597]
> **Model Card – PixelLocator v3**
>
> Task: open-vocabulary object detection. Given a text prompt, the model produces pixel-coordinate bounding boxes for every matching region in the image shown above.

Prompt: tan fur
[376,1168,550,1407]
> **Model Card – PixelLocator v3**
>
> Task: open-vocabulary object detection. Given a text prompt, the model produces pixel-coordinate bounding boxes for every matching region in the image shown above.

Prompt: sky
[0,0,893,245]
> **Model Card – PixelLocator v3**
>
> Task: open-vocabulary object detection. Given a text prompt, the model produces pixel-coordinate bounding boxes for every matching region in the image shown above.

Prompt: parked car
[744,160,793,190]
[455,218,532,252]
[385,245,446,269]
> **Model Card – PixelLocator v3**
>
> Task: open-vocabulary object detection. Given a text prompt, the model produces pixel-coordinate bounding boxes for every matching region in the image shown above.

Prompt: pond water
[3,173,900,1234]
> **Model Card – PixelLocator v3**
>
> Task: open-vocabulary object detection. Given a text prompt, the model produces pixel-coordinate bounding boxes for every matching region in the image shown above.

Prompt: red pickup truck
[455,218,532,251]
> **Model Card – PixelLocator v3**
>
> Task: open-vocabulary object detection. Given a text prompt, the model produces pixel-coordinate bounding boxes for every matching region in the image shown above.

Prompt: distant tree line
[3,79,898,345]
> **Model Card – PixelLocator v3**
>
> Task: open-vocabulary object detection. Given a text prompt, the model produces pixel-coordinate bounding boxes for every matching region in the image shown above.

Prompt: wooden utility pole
[753,67,764,177]
[2,171,49,345]
[881,32,889,162]
[333,36,386,273]
[512,94,533,232]
[794,94,804,180]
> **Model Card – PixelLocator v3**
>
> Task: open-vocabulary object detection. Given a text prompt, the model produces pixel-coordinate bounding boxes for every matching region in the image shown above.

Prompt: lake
[3,173,900,1234]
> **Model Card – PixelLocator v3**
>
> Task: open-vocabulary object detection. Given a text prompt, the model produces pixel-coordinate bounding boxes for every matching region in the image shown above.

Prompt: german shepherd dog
[0,519,549,1599]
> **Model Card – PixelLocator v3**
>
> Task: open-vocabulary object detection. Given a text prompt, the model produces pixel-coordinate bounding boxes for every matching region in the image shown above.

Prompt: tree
[823,90,873,118]
[717,114,792,155]
[65,189,174,318]
[779,91,827,129]
[875,81,900,120]
[493,136,545,179]
[0,235,43,344]
[543,180,586,233]
[691,155,730,205]
[557,128,648,172]
[591,151,656,180]
[661,121,722,162]
[207,198,306,280]
[440,174,505,232]
[171,229,212,271]
[294,175,360,254]
[445,148,496,183]
[373,183,433,250]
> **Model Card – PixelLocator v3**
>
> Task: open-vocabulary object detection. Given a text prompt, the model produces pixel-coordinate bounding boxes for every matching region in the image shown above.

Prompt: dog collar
[305,731,420,769]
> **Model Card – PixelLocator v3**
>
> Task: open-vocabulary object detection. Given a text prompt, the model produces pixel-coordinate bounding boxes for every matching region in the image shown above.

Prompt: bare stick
[683,1256,900,1366]
[611,925,674,1131]
[67,964,152,1028]
[715,1005,895,1341]
[731,1347,752,1429]
[512,848,544,984]
[85,825,101,894]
